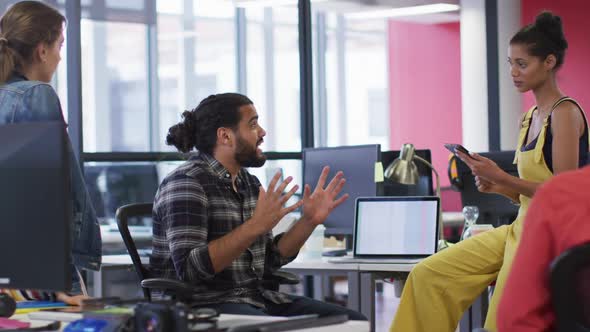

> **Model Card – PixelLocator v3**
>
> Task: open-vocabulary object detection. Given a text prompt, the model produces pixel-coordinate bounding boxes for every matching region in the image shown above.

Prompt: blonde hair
[0,1,65,83]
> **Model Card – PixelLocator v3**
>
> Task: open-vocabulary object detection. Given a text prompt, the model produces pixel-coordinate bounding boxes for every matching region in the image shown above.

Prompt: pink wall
[521,0,590,115]
[388,21,462,188]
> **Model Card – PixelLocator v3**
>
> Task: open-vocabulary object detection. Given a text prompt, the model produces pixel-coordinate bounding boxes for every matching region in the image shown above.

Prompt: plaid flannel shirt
[150,153,297,307]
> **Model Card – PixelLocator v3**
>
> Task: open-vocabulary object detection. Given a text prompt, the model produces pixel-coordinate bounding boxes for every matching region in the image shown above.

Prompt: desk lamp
[384,143,447,250]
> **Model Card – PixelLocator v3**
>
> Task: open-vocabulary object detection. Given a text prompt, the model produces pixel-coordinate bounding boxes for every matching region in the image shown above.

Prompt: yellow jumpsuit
[390,98,585,332]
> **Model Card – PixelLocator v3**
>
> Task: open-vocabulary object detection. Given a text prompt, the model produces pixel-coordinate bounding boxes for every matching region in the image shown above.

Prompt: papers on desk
[15,301,67,314]
[28,306,133,323]
[28,308,83,322]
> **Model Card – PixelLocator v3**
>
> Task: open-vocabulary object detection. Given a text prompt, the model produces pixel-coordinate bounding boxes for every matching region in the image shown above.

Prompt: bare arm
[476,177,521,202]
[473,112,528,202]
[458,104,584,200]
[550,102,585,174]
[207,220,265,274]
[208,174,302,273]
[56,292,89,306]
[494,102,584,197]
[495,185,520,202]
[456,150,539,198]
[276,216,316,258]
[493,172,542,199]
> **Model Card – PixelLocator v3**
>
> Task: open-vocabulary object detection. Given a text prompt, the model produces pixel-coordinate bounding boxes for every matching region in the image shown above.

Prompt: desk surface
[101,254,148,266]
[443,211,465,226]
[13,313,369,332]
[101,254,417,273]
[100,225,152,245]
[284,258,358,271]
[358,263,416,272]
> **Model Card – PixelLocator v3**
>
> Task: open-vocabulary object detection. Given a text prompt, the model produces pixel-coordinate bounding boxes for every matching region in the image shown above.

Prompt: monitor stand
[322,235,352,257]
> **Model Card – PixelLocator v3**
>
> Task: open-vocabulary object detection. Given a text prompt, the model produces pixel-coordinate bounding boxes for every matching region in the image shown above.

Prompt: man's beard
[234,135,267,168]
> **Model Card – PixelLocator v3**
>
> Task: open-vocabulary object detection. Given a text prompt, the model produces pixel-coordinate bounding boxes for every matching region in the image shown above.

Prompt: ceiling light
[233,0,329,9]
[345,3,460,20]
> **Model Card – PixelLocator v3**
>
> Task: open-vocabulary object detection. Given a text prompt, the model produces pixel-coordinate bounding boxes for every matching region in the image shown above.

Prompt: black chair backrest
[550,241,590,332]
[116,202,154,300]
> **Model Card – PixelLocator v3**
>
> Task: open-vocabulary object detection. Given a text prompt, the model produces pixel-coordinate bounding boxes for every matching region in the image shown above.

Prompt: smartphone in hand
[444,143,474,159]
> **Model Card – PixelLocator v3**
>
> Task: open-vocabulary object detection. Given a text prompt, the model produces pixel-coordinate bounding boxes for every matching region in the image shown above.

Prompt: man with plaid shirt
[150,93,366,320]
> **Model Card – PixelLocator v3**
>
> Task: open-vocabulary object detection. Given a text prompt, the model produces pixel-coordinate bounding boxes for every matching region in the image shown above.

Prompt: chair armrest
[270,270,300,285]
[140,278,197,293]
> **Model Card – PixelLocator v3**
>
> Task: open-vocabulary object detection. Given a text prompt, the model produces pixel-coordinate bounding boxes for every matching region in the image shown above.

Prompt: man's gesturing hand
[302,166,349,226]
[251,172,303,234]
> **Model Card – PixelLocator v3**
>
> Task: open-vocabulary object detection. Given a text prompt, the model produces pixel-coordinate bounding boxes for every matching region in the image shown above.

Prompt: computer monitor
[0,122,71,291]
[84,163,159,226]
[454,150,520,227]
[302,144,381,237]
[381,149,434,196]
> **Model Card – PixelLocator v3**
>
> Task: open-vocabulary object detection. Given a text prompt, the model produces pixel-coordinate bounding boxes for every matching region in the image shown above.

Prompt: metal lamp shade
[384,143,419,184]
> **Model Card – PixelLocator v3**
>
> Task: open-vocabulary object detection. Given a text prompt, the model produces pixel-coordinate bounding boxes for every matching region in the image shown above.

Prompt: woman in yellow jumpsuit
[390,11,589,332]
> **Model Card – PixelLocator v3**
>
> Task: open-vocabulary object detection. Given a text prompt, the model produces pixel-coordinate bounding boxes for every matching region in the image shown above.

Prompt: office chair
[116,203,299,302]
[116,202,198,301]
[550,241,590,332]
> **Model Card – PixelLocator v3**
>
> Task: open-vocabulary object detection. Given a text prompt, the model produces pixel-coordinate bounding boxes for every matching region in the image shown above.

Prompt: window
[81,20,149,152]
[78,0,306,154]
[248,159,301,189]
[81,0,238,153]
[156,0,237,151]
[84,160,182,224]
[74,1,306,223]
[312,8,390,149]
[246,5,301,152]
[54,35,69,120]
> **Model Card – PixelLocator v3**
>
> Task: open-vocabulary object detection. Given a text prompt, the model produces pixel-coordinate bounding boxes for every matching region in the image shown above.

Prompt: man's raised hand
[251,171,303,234]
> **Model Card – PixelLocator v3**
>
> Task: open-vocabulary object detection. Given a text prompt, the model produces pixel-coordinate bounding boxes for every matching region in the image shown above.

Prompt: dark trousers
[200,295,367,321]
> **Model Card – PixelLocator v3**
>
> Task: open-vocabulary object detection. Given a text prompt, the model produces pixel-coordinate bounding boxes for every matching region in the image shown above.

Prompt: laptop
[329,196,440,264]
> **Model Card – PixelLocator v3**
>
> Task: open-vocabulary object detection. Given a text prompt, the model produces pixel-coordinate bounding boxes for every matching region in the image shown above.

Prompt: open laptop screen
[353,197,439,257]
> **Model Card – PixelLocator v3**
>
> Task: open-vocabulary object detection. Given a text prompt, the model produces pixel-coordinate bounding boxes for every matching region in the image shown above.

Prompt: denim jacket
[0,74,102,271]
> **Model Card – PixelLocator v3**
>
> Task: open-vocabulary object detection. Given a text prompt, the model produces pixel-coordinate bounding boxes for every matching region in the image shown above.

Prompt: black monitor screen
[0,122,71,291]
[303,144,381,236]
[84,163,159,225]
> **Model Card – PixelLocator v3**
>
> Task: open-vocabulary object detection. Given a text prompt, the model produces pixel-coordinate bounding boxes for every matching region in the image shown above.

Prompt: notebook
[328,196,440,264]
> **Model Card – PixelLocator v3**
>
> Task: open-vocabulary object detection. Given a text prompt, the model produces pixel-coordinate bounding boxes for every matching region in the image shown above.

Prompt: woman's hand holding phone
[444,143,473,158]
[444,143,507,184]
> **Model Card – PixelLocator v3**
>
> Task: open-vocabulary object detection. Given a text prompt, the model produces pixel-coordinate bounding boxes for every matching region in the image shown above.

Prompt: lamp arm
[413,156,440,197]
[413,155,445,246]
